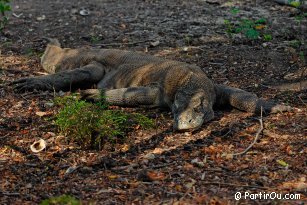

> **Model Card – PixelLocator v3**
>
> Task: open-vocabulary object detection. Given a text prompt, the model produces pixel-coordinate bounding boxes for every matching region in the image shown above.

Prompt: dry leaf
[185,179,196,189]
[280,181,307,191]
[152,148,163,154]
[255,25,266,30]
[147,171,166,181]
[35,111,51,117]
[108,175,118,180]
[276,159,289,167]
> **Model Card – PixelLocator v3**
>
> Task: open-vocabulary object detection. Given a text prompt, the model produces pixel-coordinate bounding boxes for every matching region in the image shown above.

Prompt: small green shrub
[294,12,307,23]
[54,95,154,149]
[263,34,272,41]
[288,40,302,48]
[0,0,11,31]
[289,0,301,8]
[225,8,271,41]
[225,18,269,40]
[40,195,81,205]
[230,7,240,15]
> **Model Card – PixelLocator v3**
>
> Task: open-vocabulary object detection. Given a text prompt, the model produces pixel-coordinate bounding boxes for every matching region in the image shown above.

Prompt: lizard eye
[193,106,202,113]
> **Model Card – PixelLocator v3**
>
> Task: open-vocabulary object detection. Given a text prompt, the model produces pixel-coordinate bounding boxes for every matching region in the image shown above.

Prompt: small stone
[191,158,205,167]
[45,102,54,107]
[144,153,155,160]
[71,8,78,15]
[79,166,93,174]
[150,40,160,47]
[36,15,46,21]
[79,9,90,16]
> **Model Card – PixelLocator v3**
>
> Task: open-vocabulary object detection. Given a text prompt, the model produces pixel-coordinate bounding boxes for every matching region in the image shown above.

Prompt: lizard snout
[173,112,204,131]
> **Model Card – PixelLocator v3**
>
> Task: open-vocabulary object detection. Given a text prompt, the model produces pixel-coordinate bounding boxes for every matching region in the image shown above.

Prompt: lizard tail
[214,84,291,114]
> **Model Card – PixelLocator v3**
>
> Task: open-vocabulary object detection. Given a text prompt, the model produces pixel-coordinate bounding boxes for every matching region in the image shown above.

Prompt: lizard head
[40,38,63,74]
[172,91,214,131]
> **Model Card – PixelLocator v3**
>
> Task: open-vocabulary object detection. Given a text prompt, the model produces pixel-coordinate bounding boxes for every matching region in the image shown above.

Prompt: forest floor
[0,0,306,204]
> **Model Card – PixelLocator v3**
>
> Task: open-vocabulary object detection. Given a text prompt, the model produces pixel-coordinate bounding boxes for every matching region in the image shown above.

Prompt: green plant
[289,0,301,8]
[224,16,270,40]
[263,34,272,41]
[230,7,240,15]
[54,95,154,149]
[294,12,307,23]
[90,35,102,44]
[299,51,305,62]
[0,0,11,31]
[40,194,81,205]
[288,40,302,48]
[184,34,191,46]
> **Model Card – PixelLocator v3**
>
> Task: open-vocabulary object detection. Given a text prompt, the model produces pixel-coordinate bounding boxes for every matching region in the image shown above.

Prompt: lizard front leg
[81,85,167,108]
[12,62,106,92]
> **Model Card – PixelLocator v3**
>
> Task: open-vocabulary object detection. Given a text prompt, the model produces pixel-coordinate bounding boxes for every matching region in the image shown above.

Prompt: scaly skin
[12,39,291,131]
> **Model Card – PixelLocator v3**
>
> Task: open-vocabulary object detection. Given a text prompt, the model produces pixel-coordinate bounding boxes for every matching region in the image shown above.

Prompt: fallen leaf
[280,181,307,191]
[120,144,130,152]
[285,145,295,155]
[108,175,118,180]
[152,148,163,154]
[35,111,52,117]
[276,159,289,167]
[255,25,266,30]
[147,171,166,181]
[65,166,78,175]
[185,179,196,189]
[175,184,182,191]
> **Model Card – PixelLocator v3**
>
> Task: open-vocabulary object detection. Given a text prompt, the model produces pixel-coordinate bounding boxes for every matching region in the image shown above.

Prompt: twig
[232,107,264,156]
[0,191,20,196]
[1,69,29,74]
[202,182,268,190]
[298,94,306,107]
[94,39,155,47]
[0,133,10,140]
[111,163,138,171]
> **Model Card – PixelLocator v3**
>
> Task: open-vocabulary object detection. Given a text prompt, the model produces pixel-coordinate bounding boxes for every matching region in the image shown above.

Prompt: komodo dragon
[12,39,290,131]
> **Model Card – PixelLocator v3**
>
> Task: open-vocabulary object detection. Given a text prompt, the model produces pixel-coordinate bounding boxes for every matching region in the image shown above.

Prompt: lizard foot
[80,89,103,102]
[11,77,52,92]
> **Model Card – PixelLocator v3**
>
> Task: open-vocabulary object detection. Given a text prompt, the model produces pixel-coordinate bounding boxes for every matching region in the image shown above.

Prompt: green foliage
[230,7,240,15]
[294,12,307,22]
[90,35,102,44]
[0,0,11,31]
[184,34,191,46]
[289,0,301,8]
[299,51,305,62]
[225,8,271,41]
[54,95,154,149]
[263,34,272,41]
[40,194,81,205]
[288,40,302,48]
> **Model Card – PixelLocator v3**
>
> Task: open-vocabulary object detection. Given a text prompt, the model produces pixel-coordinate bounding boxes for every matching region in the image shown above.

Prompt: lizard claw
[12,77,52,93]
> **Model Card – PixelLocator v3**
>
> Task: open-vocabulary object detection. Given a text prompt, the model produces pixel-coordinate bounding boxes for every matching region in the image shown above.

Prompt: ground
[0,0,306,204]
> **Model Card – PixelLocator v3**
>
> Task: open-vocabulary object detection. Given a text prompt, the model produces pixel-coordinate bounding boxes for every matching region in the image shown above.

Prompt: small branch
[94,39,155,47]
[0,191,20,196]
[232,107,264,156]
[0,133,10,140]
[202,182,268,190]
[111,163,138,171]
[1,69,29,74]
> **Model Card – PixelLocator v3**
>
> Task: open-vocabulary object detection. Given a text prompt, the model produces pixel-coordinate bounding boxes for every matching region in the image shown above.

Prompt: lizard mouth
[173,117,204,131]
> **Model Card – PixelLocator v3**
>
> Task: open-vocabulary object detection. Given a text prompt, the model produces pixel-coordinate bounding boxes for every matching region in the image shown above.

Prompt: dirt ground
[0,0,306,204]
